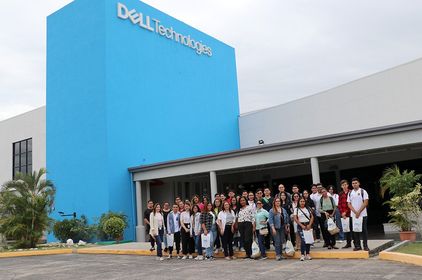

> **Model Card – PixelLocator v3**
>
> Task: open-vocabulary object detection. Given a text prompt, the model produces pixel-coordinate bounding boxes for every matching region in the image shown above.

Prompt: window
[13,138,32,178]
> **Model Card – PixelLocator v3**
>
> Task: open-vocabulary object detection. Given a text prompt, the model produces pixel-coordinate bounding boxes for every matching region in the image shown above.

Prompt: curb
[379,241,422,266]
[77,248,369,259]
[0,249,73,258]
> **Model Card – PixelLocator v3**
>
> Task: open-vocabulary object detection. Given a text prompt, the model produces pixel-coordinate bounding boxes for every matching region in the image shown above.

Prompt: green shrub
[103,217,126,240]
[53,215,95,243]
[97,211,128,241]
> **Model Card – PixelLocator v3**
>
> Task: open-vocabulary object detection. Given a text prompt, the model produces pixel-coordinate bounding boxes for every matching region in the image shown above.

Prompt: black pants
[318,215,326,243]
[145,225,155,248]
[238,221,253,257]
[289,221,296,246]
[168,231,181,255]
[352,216,368,249]
[313,215,321,239]
[221,225,234,257]
[320,212,336,247]
[181,225,194,255]
[344,217,352,246]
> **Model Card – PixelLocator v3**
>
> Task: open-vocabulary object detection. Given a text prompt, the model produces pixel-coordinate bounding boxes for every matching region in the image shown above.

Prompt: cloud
[1,0,422,120]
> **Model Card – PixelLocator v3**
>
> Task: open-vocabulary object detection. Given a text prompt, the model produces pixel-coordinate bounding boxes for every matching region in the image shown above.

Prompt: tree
[0,168,55,248]
[379,165,422,198]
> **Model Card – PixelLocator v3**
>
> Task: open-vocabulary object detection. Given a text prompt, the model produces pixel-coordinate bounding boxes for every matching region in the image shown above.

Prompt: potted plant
[102,216,126,243]
[385,183,422,241]
[379,165,421,233]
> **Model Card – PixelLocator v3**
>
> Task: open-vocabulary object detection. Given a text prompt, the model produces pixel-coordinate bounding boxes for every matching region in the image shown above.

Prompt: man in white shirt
[347,177,369,251]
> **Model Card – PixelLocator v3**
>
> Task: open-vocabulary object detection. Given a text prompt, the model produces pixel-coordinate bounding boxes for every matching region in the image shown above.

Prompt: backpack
[320,196,336,210]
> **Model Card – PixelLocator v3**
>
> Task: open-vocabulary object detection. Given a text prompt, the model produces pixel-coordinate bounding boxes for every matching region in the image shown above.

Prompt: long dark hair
[153,203,161,216]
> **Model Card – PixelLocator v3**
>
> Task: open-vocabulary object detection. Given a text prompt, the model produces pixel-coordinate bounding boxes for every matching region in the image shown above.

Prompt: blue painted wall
[47,0,240,241]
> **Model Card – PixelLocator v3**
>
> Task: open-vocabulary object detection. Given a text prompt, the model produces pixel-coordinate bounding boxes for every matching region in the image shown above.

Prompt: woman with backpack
[319,188,338,249]
[269,197,290,261]
[294,197,314,261]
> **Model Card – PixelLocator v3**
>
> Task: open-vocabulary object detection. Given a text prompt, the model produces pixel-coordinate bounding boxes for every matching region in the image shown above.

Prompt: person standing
[255,189,264,202]
[319,188,338,249]
[144,200,155,251]
[247,192,256,212]
[290,193,301,250]
[217,201,236,260]
[191,204,203,260]
[201,202,216,260]
[310,184,321,242]
[294,197,314,261]
[162,202,171,253]
[275,184,292,203]
[328,185,344,243]
[262,187,273,250]
[180,202,194,259]
[347,177,369,251]
[149,203,165,261]
[237,196,255,259]
[213,198,222,254]
[269,197,289,261]
[167,204,181,259]
[254,200,269,260]
[338,179,352,249]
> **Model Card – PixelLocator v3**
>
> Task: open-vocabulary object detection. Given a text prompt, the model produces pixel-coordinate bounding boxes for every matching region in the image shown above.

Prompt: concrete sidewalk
[78,240,394,259]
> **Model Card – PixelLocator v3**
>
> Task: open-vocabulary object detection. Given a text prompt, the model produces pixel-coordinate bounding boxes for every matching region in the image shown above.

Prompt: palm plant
[379,165,421,198]
[0,168,55,248]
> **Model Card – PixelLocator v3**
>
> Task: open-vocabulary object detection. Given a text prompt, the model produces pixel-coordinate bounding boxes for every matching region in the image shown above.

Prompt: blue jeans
[297,225,311,255]
[155,228,164,257]
[335,209,344,240]
[272,227,285,256]
[194,234,203,255]
[205,230,214,257]
[256,230,266,257]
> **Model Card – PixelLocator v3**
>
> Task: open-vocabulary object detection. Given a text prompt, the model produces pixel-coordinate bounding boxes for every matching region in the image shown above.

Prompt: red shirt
[338,190,351,217]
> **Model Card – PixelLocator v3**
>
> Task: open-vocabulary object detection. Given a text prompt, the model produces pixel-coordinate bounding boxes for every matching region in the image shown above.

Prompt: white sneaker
[300,255,305,261]
[225,256,231,260]
[177,255,182,259]
[167,255,172,259]
[159,257,164,261]
[305,255,312,260]
[194,256,204,260]
[214,249,219,254]
[181,256,187,260]
[188,255,193,259]
[338,240,344,243]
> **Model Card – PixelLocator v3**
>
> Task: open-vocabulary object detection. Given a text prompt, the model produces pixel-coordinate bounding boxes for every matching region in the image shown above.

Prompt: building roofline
[0,106,46,123]
[128,119,422,173]
[240,57,422,117]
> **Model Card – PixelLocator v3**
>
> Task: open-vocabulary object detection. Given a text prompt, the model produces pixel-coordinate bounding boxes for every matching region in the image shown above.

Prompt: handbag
[251,240,260,258]
[285,240,295,257]
[303,229,314,244]
[166,234,174,246]
[327,218,340,235]
[341,217,350,233]
[352,216,363,232]
[201,233,211,248]
[259,227,269,236]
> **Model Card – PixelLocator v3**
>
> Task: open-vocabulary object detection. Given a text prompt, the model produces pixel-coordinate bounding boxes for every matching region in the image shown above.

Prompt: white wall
[239,58,422,148]
[0,107,46,185]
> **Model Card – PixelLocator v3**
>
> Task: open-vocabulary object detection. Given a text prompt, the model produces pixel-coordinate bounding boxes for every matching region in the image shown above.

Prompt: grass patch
[395,242,422,256]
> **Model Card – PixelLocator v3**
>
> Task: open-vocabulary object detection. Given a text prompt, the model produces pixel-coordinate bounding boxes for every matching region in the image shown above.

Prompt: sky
[1,0,422,121]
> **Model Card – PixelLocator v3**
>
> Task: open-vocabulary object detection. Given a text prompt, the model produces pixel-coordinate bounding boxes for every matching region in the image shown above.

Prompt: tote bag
[341,217,350,233]
[166,234,174,247]
[327,218,340,235]
[352,217,363,233]
[201,233,211,248]
[303,229,314,244]
[285,240,295,257]
[251,241,260,258]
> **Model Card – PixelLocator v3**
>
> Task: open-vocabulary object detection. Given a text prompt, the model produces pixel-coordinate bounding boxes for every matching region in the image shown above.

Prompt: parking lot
[0,254,421,280]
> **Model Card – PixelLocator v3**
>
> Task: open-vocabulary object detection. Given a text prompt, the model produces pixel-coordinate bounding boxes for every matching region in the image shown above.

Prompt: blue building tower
[47,0,240,240]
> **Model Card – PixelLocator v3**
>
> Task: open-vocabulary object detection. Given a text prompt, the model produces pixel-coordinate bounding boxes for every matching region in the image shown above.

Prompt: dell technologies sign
[117,2,213,57]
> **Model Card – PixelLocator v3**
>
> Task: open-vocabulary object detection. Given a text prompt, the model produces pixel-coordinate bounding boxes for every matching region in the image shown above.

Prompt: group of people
[144,177,369,261]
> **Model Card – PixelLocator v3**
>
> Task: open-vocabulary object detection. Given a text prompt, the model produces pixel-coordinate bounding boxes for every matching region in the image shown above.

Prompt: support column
[135,181,145,242]
[210,171,217,200]
[310,157,321,184]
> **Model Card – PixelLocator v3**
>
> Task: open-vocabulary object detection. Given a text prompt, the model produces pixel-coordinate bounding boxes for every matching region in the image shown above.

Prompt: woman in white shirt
[294,197,314,261]
[217,201,236,260]
[290,193,301,250]
[149,203,165,261]
[180,202,194,259]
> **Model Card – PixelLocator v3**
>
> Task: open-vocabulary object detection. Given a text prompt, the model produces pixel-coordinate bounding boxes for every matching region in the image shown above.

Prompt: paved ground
[0,254,421,280]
